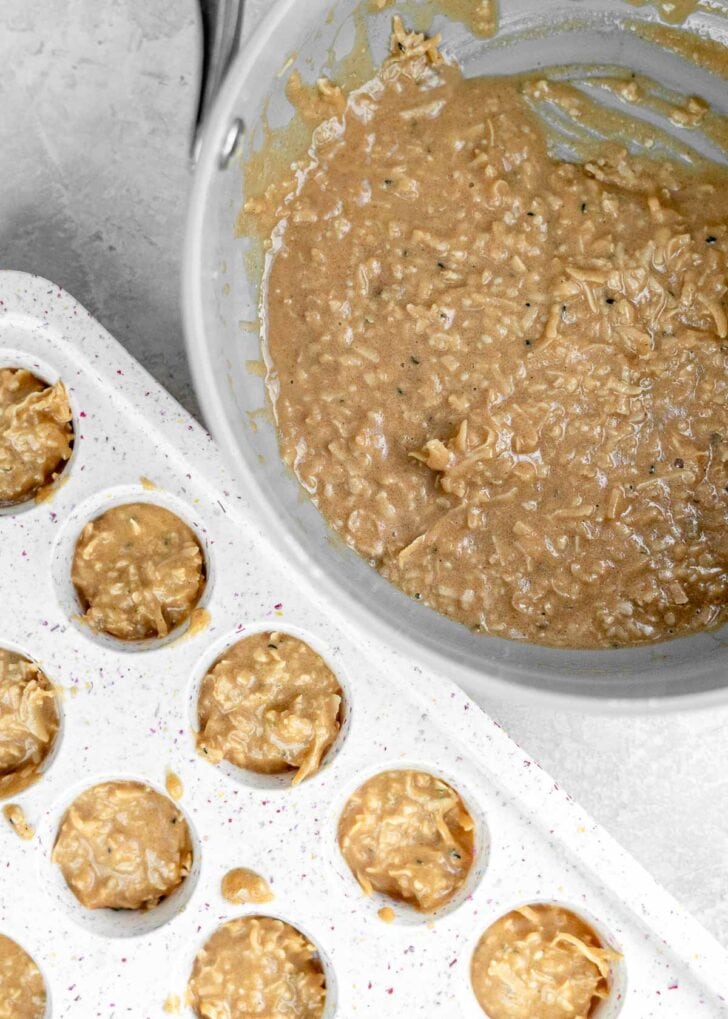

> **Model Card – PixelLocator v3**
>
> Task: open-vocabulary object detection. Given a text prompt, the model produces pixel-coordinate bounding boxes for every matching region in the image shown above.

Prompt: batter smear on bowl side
[196,630,343,784]
[0,934,47,1019]
[187,916,326,1019]
[337,768,475,912]
[52,780,192,911]
[0,648,60,799]
[470,903,619,1019]
[72,502,206,641]
[256,18,728,649]
[0,367,73,506]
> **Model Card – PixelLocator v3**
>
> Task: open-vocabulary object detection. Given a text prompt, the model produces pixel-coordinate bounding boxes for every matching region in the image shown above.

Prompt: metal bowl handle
[193,0,246,164]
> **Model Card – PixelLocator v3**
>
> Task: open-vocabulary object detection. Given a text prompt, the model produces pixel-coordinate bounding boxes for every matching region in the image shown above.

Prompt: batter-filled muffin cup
[196,630,344,785]
[187,915,327,1019]
[52,780,193,911]
[0,934,47,1019]
[0,367,73,507]
[337,768,475,913]
[0,648,60,799]
[470,903,620,1019]
[71,501,206,641]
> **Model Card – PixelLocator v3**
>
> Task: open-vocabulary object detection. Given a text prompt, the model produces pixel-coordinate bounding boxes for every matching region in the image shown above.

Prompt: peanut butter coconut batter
[72,502,206,641]
[0,368,73,506]
[196,631,342,784]
[260,20,728,649]
[337,768,475,912]
[3,803,35,840]
[187,916,326,1019]
[470,904,618,1019]
[0,649,59,799]
[52,780,192,911]
[221,867,274,905]
[0,935,46,1019]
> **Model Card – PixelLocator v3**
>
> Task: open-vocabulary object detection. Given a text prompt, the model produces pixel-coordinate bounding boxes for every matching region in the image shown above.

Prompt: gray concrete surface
[1,0,727,948]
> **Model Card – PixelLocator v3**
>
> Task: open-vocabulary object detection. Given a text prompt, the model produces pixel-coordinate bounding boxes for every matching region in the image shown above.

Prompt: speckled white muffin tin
[0,269,726,1018]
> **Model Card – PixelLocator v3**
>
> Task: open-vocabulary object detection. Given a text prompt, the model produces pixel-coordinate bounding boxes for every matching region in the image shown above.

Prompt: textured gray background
[1,0,727,948]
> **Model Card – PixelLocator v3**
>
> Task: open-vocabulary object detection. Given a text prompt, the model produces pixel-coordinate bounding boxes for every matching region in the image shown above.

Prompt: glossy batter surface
[263,21,728,649]
[187,916,326,1019]
[0,935,46,1019]
[196,631,342,783]
[0,368,73,505]
[220,867,273,905]
[72,502,206,640]
[470,904,617,1019]
[52,780,192,910]
[337,768,475,912]
[0,649,59,799]
[3,803,35,841]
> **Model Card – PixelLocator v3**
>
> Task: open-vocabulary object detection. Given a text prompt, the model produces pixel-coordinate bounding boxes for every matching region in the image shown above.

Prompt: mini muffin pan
[0,270,725,1018]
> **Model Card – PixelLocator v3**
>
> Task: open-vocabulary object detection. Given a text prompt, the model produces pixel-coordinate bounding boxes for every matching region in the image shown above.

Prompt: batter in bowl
[187,915,326,1019]
[0,935,46,1019]
[0,648,60,799]
[196,630,343,784]
[72,502,206,641]
[259,18,728,649]
[52,780,192,910]
[0,367,73,506]
[470,903,618,1019]
[337,768,475,912]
